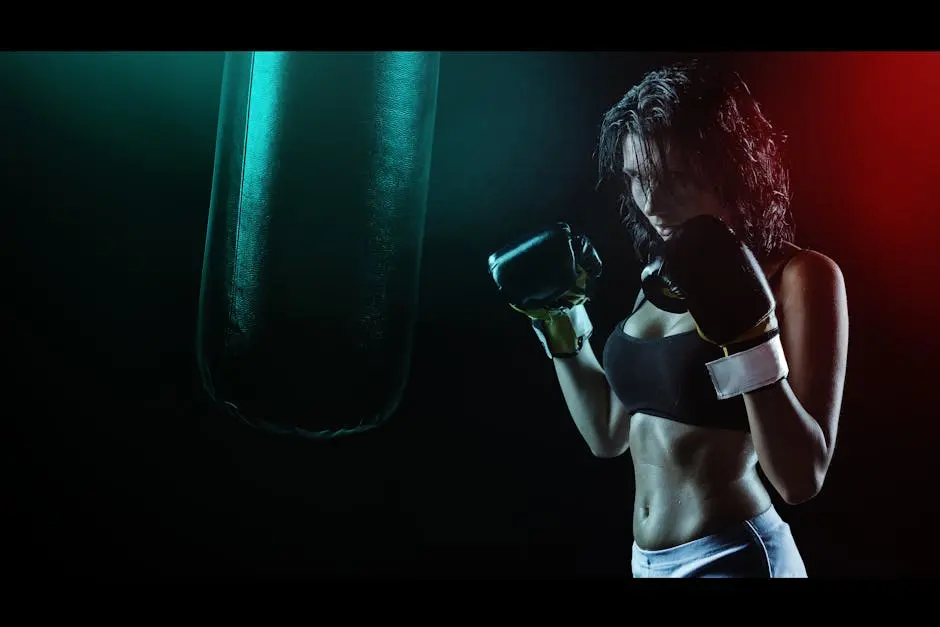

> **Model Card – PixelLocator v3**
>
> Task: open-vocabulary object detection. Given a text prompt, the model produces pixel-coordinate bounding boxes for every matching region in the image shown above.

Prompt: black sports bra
[602,253,796,431]
[602,290,750,431]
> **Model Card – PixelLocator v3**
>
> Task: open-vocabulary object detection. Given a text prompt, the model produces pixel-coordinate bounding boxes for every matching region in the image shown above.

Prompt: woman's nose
[640,182,667,217]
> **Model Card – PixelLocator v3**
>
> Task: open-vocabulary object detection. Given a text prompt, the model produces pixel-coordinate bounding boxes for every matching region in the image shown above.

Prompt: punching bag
[196,51,441,439]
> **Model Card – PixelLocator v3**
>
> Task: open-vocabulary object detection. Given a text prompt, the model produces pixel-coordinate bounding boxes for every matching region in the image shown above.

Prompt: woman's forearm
[553,343,627,457]
[744,379,830,504]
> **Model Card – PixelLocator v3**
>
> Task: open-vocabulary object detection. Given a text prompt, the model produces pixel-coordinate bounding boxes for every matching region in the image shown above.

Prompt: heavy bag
[196,51,441,439]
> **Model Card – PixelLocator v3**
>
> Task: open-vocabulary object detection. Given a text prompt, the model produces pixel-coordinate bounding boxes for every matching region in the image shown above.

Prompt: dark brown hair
[596,59,794,264]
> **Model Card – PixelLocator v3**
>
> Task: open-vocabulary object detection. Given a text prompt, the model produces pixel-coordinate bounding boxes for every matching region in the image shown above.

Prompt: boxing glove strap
[531,303,593,359]
[723,328,780,356]
[705,333,789,400]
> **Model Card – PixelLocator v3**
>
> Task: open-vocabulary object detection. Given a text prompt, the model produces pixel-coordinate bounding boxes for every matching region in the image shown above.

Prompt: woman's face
[621,133,727,240]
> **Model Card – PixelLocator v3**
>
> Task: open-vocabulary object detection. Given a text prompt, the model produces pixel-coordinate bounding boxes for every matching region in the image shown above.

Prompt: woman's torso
[615,245,797,551]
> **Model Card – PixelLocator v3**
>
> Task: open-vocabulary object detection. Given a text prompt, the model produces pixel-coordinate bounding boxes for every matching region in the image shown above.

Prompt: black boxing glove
[645,215,789,398]
[488,222,602,358]
[640,252,688,315]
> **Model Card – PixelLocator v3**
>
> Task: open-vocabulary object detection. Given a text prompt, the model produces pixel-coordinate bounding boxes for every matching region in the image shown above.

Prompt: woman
[489,60,849,577]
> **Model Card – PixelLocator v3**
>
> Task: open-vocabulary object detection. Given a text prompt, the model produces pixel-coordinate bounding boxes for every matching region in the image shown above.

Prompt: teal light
[232,51,288,336]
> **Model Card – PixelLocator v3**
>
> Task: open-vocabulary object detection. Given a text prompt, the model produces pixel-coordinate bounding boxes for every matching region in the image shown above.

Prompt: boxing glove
[644,214,788,398]
[640,252,688,315]
[488,222,602,358]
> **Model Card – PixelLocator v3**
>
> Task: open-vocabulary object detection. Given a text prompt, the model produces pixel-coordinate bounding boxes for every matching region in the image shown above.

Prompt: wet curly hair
[596,59,794,265]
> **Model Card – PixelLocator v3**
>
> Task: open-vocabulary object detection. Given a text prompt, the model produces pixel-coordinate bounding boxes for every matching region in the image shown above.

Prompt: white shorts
[631,506,807,578]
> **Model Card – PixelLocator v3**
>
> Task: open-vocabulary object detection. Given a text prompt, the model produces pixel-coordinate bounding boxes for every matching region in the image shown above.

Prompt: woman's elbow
[589,439,629,459]
[590,407,630,458]
[777,470,825,505]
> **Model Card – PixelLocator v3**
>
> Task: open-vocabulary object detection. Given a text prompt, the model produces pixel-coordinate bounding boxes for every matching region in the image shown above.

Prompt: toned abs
[629,413,771,550]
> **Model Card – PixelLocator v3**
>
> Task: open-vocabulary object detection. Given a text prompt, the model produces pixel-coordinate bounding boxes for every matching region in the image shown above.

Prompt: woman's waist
[632,469,771,551]
[632,504,786,565]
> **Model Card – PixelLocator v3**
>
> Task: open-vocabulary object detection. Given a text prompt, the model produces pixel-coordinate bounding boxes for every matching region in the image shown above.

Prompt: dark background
[7,51,939,578]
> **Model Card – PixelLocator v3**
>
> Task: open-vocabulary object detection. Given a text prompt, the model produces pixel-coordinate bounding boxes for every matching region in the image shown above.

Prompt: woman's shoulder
[768,242,842,283]
[781,243,843,284]
[773,242,847,314]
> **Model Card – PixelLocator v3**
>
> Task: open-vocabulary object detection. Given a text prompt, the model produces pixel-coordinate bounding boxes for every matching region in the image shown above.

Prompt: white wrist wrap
[532,303,593,359]
[705,334,789,400]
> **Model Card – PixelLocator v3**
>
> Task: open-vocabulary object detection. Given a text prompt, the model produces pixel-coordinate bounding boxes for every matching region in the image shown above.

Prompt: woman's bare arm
[553,341,631,458]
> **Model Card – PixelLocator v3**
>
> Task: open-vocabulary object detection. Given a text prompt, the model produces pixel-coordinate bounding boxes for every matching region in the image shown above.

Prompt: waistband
[632,506,785,568]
